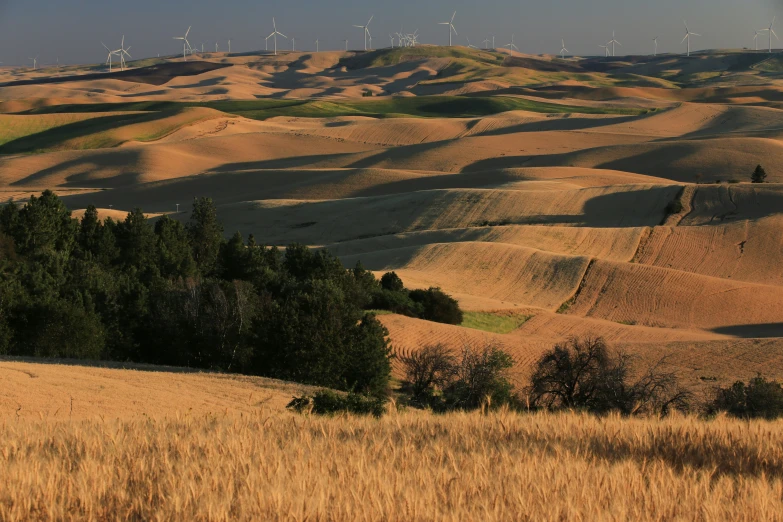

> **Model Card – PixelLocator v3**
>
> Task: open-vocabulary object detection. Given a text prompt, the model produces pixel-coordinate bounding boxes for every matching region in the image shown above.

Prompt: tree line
[0,191,462,399]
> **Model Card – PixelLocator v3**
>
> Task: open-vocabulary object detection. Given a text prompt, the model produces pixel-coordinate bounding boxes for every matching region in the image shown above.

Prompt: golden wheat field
[3,408,783,521]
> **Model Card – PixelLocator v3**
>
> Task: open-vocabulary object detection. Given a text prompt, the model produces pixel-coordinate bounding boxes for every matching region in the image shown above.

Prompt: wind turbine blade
[102,43,110,51]
[367,15,373,25]
[279,32,288,39]
[267,32,275,39]
[691,33,701,37]
[772,28,779,39]
[185,26,191,38]
[616,40,622,46]
[452,25,457,36]
[438,22,449,25]
[353,25,364,28]
[451,11,456,23]
[681,34,689,43]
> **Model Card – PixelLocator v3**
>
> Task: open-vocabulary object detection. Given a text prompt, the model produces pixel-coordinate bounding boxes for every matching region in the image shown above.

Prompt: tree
[77,207,119,264]
[380,271,404,292]
[11,190,77,257]
[400,344,455,406]
[187,197,224,275]
[442,342,515,410]
[706,375,783,419]
[528,336,690,416]
[116,209,157,271]
[409,287,463,325]
[752,165,768,184]
[155,216,196,279]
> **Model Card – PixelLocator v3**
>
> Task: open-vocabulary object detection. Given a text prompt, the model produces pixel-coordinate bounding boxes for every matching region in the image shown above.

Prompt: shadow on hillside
[11,148,146,188]
[711,324,783,339]
[0,355,206,374]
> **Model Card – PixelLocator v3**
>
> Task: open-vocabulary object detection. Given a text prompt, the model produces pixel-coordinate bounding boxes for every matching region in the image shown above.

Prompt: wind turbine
[608,31,621,57]
[682,20,700,57]
[759,17,778,53]
[342,39,348,51]
[353,15,373,51]
[115,36,131,71]
[559,39,569,59]
[599,44,609,57]
[267,18,287,56]
[482,38,490,49]
[102,43,118,72]
[29,56,38,70]
[754,31,760,51]
[466,37,478,49]
[438,11,457,46]
[389,34,395,48]
[653,37,658,56]
[173,26,193,61]
[504,34,518,51]
[492,35,496,49]
[291,36,296,51]
[228,39,232,53]
[315,39,320,52]
[215,42,219,53]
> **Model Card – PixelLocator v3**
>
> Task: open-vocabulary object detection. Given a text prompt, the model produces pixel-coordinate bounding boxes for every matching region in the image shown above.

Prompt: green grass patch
[366,309,394,316]
[461,312,530,334]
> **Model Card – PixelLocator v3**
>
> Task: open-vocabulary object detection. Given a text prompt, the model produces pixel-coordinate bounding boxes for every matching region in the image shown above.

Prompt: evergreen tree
[117,209,157,271]
[752,165,768,183]
[155,216,196,279]
[187,197,224,275]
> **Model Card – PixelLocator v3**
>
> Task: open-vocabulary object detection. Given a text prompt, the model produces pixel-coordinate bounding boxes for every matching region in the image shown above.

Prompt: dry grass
[2,407,783,521]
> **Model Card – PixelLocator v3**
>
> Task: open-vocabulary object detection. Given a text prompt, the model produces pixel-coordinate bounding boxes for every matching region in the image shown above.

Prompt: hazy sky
[0,0,780,66]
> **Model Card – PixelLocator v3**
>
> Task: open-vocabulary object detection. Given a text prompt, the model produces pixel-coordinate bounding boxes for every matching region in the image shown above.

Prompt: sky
[0,0,780,66]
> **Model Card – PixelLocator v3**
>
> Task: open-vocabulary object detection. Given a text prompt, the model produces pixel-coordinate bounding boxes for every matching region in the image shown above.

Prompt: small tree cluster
[705,375,783,419]
[527,336,691,416]
[400,341,516,411]
[372,271,463,325]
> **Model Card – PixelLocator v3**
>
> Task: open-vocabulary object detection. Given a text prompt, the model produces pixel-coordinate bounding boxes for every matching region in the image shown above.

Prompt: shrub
[751,165,768,184]
[380,271,404,292]
[287,390,386,417]
[664,199,683,216]
[705,375,783,419]
[528,336,691,416]
[400,341,517,411]
[409,287,463,325]
[399,344,455,406]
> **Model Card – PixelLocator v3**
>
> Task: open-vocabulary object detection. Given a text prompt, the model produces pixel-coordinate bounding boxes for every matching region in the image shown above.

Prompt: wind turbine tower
[267,18,288,56]
[681,20,700,57]
[504,34,518,51]
[115,36,131,71]
[29,56,38,70]
[315,39,320,52]
[759,17,778,53]
[599,44,609,57]
[102,44,118,72]
[173,26,193,61]
[438,11,457,46]
[482,38,490,49]
[559,39,569,59]
[343,39,348,51]
[653,37,658,56]
[353,16,373,51]
[608,31,621,57]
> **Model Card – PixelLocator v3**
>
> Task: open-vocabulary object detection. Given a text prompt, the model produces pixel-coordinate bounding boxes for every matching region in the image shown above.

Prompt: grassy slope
[461,312,530,334]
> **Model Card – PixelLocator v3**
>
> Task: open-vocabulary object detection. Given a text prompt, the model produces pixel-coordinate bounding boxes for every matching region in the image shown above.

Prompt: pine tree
[752,165,768,184]
[187,197,224,275]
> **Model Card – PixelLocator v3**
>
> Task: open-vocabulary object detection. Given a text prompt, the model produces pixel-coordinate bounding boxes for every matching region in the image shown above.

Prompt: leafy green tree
[409,287,463,324]
[380,271,404,292]
[706,375,783,419]
[187,197,224,275]
[77,206,119,264]
[751,165,768,184]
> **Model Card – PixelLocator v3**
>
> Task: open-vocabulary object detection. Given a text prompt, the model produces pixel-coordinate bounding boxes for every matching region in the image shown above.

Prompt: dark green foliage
[409,287,464,325]
[154,216,196,279]
[0,191,394,397]
[528,336,691,416]
[380,271,404,292]
[187,197,223,275]
[372,272,464,325]
[287,390,386,417]
[751,164,768,184]
[400,341,517,412]
[706,375,783,419]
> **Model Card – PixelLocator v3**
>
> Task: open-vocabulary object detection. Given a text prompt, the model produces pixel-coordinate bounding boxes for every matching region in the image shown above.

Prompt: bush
[751,165,768,184]
[287,390,386,417]
[705,375,783,419]
[528,336,691,416]
[400,341,517,411]
[380,271,404,292]
[409,287,463,325]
